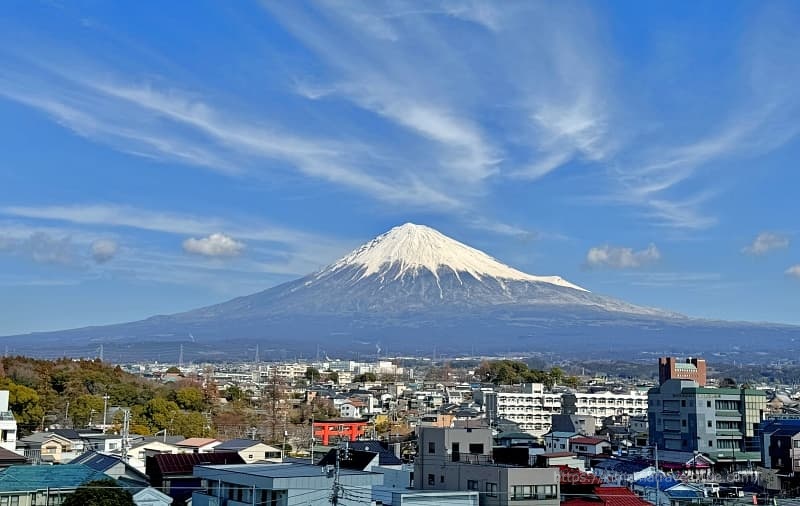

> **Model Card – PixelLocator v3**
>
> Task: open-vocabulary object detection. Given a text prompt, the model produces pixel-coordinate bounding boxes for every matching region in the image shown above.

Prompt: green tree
[304,367,321,382]
[327,371,339,384]
[173,411,209,438]
[63,479,135,506]
[175,386,205,411]
[71,394,104,428]
[354,372,377,383]
[224,385,245,402]
[0,380,45,432]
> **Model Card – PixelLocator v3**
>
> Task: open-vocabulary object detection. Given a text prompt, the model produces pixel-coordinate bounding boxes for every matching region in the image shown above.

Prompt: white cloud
[786,265,800,279]
[586,243,661,269]
[90,239,118,263]
[182,233,245,257]
[743,232,789,255]
[0,232,75,265]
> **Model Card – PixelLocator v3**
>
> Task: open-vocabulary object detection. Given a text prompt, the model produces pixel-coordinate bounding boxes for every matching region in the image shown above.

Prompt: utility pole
[310,413,315,464]
[102,394,109,431]
[121,409,130,462]
[64,401,70,428]
[330,441,351,505]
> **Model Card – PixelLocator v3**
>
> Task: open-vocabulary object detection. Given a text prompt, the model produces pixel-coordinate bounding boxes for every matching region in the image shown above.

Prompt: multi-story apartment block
[484,383,562,438]
[415,425,560,506]
[648,379,766,466]
[484,383,648,438]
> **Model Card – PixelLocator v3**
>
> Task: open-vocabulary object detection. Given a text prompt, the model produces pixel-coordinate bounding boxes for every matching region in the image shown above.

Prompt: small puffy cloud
[786,265,800,279]
[743,232,789,255]
[183,233,245,257]
[586,243,661,269]
[90,239,118,264]
[0,232,75,265]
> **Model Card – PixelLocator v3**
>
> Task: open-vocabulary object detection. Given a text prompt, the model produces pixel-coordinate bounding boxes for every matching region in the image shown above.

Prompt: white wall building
[0,391,17,453]
[484,384,649,439]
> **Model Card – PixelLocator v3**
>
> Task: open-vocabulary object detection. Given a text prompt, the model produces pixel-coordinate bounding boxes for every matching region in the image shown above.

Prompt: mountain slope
[2,223,799,361]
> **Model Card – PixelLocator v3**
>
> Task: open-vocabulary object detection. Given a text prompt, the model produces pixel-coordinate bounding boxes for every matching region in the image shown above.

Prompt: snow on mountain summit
[322,223,587,291]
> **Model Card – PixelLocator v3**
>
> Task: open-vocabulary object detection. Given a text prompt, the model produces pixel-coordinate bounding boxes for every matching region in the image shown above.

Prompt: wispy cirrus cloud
[0,232,76,265]
[786,265,800,279]
[0,203,354,274]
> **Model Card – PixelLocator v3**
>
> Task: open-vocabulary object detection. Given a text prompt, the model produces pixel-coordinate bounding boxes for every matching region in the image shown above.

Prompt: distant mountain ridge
[2,223,799,361]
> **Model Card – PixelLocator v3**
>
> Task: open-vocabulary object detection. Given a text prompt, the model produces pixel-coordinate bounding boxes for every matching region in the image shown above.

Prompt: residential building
[213,439,282,463]
[568,436,611,459]
[759,416,800,492]
[191,463,383,506]
[0,464,113,506]
[659,357,707,386]
[175,437,221,453]
[484,384,647,438]
[69,450,150,486]
[484,383,562,438]
[146,452,244,505]
[0,448,26,469]
[647,378,766,467]
[0,392,17,453]
[414,426,560,506]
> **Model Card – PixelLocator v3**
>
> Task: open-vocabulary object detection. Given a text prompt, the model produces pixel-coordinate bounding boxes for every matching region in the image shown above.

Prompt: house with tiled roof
[569,436,611,458]
[0,447,27,469]
[0,464,113,505]
[175,437,221,453]
[562,485,651,505]
[146,451,244,505]
[69,450,149,486]
[213,439,282,464]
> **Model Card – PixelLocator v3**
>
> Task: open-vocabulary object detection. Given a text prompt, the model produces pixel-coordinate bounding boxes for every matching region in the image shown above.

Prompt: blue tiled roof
[0,464,112,491]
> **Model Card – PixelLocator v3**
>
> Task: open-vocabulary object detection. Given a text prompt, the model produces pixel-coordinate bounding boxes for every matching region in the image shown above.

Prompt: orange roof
[176,438,220,447]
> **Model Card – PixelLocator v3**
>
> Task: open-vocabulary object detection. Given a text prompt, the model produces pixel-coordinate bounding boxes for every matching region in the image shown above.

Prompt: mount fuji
[3,223,799,361]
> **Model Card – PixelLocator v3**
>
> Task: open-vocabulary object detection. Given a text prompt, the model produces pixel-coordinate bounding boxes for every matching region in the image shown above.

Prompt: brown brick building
[658,357,707,386]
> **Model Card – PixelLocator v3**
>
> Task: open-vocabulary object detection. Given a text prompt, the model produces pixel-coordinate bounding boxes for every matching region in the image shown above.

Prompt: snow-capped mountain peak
[322,222,586,291]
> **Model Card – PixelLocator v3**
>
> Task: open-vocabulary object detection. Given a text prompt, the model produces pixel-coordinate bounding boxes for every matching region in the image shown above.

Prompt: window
[468,443,484,454]
[428,474,435,486]
[708,440,713,447]
[682,420,687,427]
[452,442,460,462]
[467,480,478,491]
[708,421,712,427]
[440,475,444,483]
[681,400,686,407]
[707,401,712,408]
[0,496,8,506]
[486,483,498,497]
[428,442,436,454]
[9,498,17,506]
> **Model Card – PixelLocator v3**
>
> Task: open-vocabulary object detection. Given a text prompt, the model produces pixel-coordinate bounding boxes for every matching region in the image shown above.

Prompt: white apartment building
[0,391,17,453]
[484,384,649,439]
[567,390,649,421]
[485,384,562,438]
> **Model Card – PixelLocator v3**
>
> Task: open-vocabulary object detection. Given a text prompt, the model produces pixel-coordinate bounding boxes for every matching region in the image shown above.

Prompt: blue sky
[1,1,799,335]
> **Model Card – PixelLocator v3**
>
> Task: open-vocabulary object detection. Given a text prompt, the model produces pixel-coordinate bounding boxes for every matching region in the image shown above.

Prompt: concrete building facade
[647,379,766,465]
[414,426,559,506]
